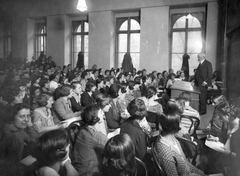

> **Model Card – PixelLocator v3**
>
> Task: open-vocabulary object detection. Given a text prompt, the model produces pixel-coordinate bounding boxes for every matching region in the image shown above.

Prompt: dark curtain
[76,52,84,69]
[122,52,133,73]
[181,54,190,79]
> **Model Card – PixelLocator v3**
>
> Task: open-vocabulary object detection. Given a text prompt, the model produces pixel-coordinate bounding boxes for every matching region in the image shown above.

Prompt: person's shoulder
[37,166,60,176]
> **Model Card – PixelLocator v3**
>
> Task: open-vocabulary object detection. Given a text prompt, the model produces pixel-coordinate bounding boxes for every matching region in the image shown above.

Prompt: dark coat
[194,59,212,87]
[120,118,148,160]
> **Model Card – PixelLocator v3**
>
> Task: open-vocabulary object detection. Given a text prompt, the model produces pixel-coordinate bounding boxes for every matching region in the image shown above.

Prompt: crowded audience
[0,54,239,176]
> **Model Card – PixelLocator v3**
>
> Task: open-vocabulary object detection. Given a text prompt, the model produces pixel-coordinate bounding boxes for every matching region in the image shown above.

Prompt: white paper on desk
[209,173,224,176]
[61,117,81,127]
[152,130,159,137]
[20,155,37,166]
[107,128,120,139]
[205,140,225,152]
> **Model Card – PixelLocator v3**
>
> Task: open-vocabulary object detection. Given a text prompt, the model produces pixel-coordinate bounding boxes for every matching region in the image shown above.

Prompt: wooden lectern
[170,81,200,111]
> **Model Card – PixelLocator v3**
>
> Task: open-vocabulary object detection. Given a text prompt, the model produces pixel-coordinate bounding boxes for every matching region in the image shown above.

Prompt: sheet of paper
[107,128,120,139]
[205,140,225,153]
[61,116,81,127]
[20,155,37,166]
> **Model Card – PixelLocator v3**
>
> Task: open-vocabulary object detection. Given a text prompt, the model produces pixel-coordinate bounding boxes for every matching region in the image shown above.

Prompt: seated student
[166,73,176,89]
[3,103,32,161]
[102,133,145,176]
[29,94,66,141]
[105,84,121,129]
[140,86,163,115]
[0,111,38,176]
[95,93,111,135]
[116,83,131,119]
[34,129,78,176]
[153,110,206,176]
[73,104,108,176]
[81,81,96,107]
[53,85,81,123]
[69,82,83,112]
[179,91,200,119]
[49,74,60,93]
[120,98,151,161]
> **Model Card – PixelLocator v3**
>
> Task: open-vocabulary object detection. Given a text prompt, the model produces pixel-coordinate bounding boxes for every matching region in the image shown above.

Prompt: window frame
[115,15,141,69]
[71,20,89,68]
[35,21,47,59]
[3,24,12,59]
[169,6,206,74]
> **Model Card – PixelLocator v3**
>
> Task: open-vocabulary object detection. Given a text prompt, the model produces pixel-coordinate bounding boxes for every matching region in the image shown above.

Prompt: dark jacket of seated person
[81,81,97,107]
[120,99,151,161]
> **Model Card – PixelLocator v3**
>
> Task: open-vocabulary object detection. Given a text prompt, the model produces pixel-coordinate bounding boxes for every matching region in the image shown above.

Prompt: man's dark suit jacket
[195,59,212,87]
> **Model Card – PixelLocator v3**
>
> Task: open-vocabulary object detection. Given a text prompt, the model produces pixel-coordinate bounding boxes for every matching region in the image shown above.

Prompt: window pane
[172,32,185,53]
[84,35,88,52]
[84,53,89,69]
[118,34,127,52]
[187,31,202,53]
[73,52,78,67]
[171,54,183,73]
[173,16,186,28]
[130,19,140,30]
[76,35,81,52]
[76,25,81,32]
[130,33,140,52]
[131,53,140,70]
[118,52,125,68]
[188,53,199,75]
[188,17,201,28]
[119,21,128,31]
[84,22,89,32]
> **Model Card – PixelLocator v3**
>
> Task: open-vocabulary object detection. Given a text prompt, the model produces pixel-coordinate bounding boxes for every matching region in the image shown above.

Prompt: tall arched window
[72,21,89,68]
[171,12,205,75]
[116,17,140,70]
[4,24,12,59]
[35,22,46,59]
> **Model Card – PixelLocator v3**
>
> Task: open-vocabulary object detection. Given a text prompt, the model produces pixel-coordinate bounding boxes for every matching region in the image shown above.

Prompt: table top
[171,81,200,94]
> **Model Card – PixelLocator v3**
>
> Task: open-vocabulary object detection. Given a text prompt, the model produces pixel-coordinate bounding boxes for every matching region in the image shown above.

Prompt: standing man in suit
[194,52,213,115]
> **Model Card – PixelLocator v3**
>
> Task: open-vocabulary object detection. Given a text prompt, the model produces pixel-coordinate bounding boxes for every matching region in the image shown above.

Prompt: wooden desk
[171,81,200,111]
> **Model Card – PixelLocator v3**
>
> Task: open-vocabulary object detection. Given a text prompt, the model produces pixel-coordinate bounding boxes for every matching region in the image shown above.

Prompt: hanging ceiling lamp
[76,0,88,12]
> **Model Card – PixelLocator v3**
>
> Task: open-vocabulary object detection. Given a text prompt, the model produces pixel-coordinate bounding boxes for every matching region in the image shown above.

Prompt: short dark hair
[71,81,81,90]
[127,99,147,120]
[179,91,191,102]
[36,94,51,107]
[85,81,96,92]
[165,98,185,115]
[7,103,30,123]
[81,71,88,79]
[102,133,136,176]
[146,86,157,99]
[58,84,72,97]
[81,104,100,126]
[108,84,120,98]
[35,129,69,166]
[159,110,181,136]
[119,83,128,94]
[95,93,110,109]
[39,78,49,88]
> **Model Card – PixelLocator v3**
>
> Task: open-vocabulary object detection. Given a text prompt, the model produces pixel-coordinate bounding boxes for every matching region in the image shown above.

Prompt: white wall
[0,0,218,72]
[140,6,169,72]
